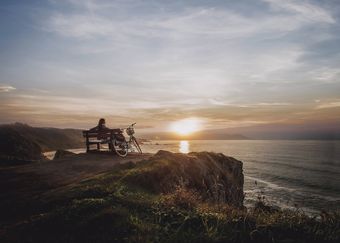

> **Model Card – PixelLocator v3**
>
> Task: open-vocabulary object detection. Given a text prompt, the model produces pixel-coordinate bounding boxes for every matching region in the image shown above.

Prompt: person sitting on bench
[89,118,111,140]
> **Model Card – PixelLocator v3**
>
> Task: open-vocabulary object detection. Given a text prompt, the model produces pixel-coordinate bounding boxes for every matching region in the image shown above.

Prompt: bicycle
[111,123,142,157]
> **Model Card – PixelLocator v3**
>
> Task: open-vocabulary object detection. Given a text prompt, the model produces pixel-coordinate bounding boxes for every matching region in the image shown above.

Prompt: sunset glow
[170,118,202,136]
[0,0,339,139]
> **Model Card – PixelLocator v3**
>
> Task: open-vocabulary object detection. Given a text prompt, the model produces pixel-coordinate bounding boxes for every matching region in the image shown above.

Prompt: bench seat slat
[82,129,121,152]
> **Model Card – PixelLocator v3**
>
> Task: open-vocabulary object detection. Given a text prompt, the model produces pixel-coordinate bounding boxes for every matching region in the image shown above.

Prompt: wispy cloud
[41,0,335,89]
[316,101,340,109]
[0,85,16,92]
[46,0,335,40]
[47,14,111,39]
[263,0,335,23]
[0,0,339,130]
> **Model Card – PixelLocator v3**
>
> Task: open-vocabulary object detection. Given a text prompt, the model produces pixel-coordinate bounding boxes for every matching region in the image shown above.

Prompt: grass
[1,160,339,243]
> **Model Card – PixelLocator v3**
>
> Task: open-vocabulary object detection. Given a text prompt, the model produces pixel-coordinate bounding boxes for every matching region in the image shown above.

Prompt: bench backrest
[83,131,110,138]
[82,129,122,138]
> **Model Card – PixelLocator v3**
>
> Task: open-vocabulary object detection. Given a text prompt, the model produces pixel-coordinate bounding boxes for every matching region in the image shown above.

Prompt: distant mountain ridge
[142,129,248,140]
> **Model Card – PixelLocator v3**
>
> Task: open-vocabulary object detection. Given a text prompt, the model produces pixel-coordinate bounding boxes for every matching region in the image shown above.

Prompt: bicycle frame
[111,123,142,157]
[124,123,142,154]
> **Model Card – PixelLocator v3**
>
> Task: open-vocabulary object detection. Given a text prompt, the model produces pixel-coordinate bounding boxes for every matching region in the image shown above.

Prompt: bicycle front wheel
[131,137,142,154]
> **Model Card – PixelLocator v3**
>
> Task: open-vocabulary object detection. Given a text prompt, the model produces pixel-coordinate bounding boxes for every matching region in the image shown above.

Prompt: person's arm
[101,124,110,131]
[89,126,99,132]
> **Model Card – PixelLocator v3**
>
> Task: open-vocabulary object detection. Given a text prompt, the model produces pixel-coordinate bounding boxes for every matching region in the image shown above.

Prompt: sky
[0,0,340,136]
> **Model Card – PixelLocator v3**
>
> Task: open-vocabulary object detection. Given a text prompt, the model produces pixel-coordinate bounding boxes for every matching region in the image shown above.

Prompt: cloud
[152,6,333,39]
[47,14,117,39]
[263,0,335,24]
[1,0,339,130]
[311,67,340,82]
[0,85,16,92]
[45,0,335,40]
[41,0,334,87]
[316,101,340,109]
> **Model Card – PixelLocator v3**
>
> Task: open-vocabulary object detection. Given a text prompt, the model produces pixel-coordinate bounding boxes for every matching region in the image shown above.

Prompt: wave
[245,175,296,192]
[245,175,340,202]
[249,170,340,194]
[245,159,340,176]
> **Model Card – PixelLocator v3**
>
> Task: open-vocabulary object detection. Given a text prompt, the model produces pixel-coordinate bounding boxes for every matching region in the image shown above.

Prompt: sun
[170,118,202,136]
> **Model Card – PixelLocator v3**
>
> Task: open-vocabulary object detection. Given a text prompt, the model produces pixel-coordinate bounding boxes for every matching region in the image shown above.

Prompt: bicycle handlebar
[123,122,137,130]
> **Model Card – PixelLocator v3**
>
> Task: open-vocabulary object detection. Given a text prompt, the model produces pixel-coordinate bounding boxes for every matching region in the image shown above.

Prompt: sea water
[141,140,340,214]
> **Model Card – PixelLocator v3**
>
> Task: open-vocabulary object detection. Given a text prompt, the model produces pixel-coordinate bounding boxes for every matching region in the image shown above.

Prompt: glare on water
[179,140,190,153]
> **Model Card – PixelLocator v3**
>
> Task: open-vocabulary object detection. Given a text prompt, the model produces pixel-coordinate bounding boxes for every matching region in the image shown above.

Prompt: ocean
[141,140,340,214]
[46,140,340,215]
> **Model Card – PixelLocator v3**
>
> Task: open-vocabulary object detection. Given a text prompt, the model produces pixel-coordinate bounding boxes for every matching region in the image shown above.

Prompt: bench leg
[86,143,90,153]
[97,143,100,150]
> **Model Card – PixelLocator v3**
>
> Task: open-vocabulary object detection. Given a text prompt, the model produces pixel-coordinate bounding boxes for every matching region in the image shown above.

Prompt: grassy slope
[19,127,83,152]
[0,123,84,163]
[1,123,84,152]
[1,158,339,243]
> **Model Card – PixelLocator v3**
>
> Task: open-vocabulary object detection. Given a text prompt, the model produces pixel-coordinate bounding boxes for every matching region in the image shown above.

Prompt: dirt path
[0,152,152,226]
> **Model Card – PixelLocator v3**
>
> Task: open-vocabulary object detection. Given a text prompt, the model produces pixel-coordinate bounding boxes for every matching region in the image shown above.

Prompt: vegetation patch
[1,152,339,242]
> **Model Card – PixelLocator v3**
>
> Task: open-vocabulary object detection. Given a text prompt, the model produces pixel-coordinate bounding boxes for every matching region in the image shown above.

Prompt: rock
[53,150,75,160]
[123,150,244,207]
[254,201,280,213]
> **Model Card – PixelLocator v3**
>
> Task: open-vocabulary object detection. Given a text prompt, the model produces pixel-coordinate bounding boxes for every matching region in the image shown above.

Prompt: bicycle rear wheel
[112,139,128,157]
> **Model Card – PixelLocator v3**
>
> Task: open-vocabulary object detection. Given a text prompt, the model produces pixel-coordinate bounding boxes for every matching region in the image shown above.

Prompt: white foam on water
[244,175,340,214]
[292,189,340,202]
[245,175,296,192]
[247,175,340,202]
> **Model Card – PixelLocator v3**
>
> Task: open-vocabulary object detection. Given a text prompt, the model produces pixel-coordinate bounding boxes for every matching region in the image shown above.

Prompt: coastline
[1,150,339,242]
[40,139,340,216]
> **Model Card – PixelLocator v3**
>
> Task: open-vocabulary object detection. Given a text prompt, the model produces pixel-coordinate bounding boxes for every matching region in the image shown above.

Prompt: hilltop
[0,123,84,152]
[0,150,338,242]
[0,123,84,163]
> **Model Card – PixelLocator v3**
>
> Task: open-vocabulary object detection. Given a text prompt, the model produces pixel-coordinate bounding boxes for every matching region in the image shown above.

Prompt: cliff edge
[1,150,338,242]
[124,150,244,207]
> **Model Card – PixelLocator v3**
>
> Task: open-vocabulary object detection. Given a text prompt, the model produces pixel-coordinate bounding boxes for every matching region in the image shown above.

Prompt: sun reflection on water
[179,140,190,153]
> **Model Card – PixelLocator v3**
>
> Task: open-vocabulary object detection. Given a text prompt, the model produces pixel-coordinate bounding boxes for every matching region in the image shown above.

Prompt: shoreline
[41,148,338,217]
[1,150,338,242]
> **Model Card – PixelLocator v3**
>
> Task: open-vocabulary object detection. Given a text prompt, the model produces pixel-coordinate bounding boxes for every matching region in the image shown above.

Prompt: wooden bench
[82,129,122,153]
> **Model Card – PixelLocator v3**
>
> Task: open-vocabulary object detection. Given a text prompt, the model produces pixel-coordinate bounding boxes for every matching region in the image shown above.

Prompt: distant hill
[223,123,340,140]
[0,126,43,162]
[142,129,248,140]
[191,129,249,140]
[0,123,84,162]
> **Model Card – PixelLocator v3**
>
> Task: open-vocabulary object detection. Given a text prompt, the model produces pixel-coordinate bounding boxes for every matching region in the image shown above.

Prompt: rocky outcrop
[123,150,244,207]
[53,150,76,160]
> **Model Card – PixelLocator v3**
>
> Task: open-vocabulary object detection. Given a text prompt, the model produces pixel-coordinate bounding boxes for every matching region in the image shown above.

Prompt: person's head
[98,118,106,127]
